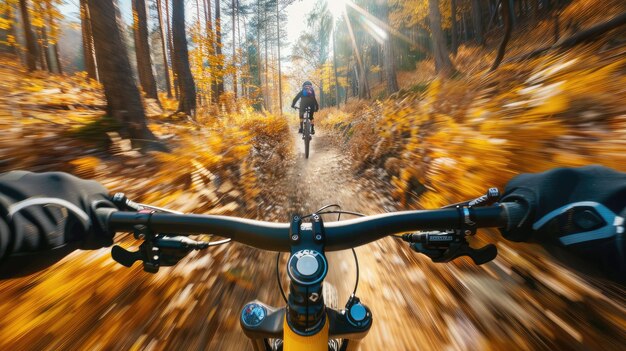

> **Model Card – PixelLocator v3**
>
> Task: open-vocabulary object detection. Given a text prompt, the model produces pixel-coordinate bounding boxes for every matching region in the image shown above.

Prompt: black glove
[499,165,626,282]
[0,171,116,265]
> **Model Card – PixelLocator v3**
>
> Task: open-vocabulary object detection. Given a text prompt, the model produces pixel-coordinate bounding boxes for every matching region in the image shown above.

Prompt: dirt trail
[262,129,493,350]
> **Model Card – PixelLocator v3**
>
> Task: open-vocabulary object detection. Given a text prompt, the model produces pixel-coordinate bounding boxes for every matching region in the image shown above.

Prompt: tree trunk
[275,0,282,113]
[471,0,484,44]
[531,0,539,19]
[508,0,516,28]
[5,5,22,60]
[80,0,97,80]
[255,0,265,109]
[40,25,53,72]
[53,44,62,74]
[490,0,512,71]
[487,0,502,30]
[35,0,52,72]
[36,30,47,70]
[156,0,173,98]
[462,11,469,41]
[19,0,38,71]
[320,80,324,109]
[232,0,238,99]
[194,0,203,107]
[237,0,244,98]
[263,2,269,109]
[383,39,399,94]
[553,11,560,43]
[345,13,370,99]
[451,0,458,55]
[87,0,157,145]
[381,3,398,94]
[203,0,214,103]
[429,0,455,76]
[171,0,197,115]
[332,32,340,107]
[214,0,224,101]
[45,0,63,74]
[165,0,179,99]
[132,0,160,103]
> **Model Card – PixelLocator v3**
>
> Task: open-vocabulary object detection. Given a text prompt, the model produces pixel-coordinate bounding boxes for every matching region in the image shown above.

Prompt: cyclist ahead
[291,81,319,135]
[0,166,624,284]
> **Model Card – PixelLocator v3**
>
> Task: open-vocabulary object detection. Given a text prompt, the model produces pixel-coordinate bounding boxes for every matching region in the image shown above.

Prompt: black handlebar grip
[500,202,528,231]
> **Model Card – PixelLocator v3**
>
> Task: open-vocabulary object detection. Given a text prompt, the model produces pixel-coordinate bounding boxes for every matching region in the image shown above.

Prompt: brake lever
[404,233,497,265]
[111,235,209,273]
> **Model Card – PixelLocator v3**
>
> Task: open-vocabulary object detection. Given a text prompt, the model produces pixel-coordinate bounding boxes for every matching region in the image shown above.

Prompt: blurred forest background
[0,0,625,350]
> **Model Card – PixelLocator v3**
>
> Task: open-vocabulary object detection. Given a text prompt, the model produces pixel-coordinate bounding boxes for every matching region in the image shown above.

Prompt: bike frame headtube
[98,203,522,252]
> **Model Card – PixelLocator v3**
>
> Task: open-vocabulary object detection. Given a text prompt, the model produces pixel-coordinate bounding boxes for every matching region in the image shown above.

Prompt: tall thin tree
[471,0,484,44]
[132,0,160,104]
[19,0,38,71]
[5,4,22,60]
[172,0,197,115]
[87,0,158,146]
[428,0,455,75]
[45,0,62,74]
[203,0,214,103]
[262,0,270,109]
[156,0,173,98]
[381,2,398,94]
[165,0,178,99]
[35,1,53,73]
[332,31,340,107]
[232,0,238,98]
[275,0,282,113]
[345,12,369,99]
[80,0,97,80]
[40,17,53,72]
[451,0,458,55]
[490,0,512,71]
[214,0,224,101]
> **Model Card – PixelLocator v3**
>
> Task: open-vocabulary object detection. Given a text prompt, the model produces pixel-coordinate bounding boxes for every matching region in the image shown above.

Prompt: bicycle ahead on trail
[294,105,313,159]
[102,187,524,350]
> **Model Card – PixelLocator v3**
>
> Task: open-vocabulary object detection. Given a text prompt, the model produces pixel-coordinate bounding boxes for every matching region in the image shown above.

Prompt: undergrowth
[318,46,626,209]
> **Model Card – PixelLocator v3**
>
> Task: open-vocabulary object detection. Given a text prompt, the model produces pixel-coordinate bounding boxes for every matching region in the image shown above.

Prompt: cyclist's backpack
[302,85,315,98]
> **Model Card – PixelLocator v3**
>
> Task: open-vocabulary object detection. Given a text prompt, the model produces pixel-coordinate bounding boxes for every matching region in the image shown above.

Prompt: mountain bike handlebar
[96,202,525,252]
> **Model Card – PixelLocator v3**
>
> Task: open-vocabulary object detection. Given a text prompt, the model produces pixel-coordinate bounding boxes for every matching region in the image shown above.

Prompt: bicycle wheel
[303,119,311,159]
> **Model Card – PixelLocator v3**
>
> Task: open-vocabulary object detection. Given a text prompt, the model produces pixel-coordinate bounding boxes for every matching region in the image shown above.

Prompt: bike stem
[285,213,328,335]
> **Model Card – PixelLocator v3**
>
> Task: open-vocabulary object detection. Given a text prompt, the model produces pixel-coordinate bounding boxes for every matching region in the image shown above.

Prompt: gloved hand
[0,171,116,262]
[499,165,626,282]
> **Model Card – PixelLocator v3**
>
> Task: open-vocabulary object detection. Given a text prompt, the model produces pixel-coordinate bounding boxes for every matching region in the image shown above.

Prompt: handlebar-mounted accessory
[402,188,501,265]
[109,193,226,273]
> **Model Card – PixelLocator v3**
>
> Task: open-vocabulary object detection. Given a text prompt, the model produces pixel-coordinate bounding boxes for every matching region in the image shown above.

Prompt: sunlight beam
[361,16,388,44]
[344,1,428,52]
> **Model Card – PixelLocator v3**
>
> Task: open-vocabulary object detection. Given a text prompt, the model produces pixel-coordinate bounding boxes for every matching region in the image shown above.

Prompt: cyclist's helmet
[302,81,313,87]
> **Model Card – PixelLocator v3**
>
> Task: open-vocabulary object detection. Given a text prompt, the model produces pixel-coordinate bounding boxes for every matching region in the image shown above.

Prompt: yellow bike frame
[282,315,329,351]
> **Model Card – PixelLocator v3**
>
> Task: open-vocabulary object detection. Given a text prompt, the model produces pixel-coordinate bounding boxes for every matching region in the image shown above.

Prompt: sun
[327,0,348,19]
